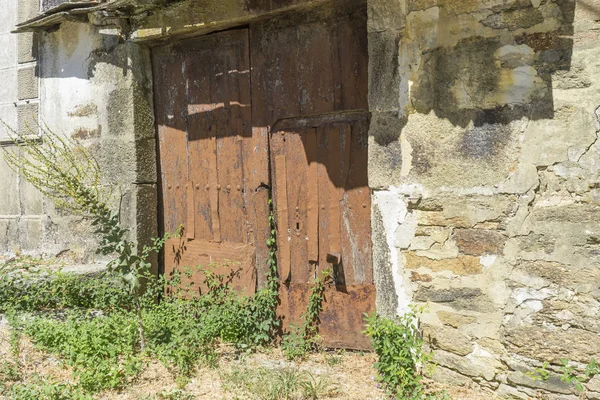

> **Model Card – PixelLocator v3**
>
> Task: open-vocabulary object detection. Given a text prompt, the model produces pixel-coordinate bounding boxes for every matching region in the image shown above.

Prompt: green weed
[224,366,339,400]
[282,269,331,360]
[363,306,433,400]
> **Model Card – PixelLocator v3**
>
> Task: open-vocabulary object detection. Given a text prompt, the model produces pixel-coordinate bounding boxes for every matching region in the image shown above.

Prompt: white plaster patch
[523,300,543,312]
[400,134,413,177]
[373,187,416,315]
[480,254,497,268]
[495,45,535,64]
[512,287,553,305]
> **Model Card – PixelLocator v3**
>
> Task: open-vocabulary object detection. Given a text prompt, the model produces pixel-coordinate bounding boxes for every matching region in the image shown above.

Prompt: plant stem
[135,296,145,352]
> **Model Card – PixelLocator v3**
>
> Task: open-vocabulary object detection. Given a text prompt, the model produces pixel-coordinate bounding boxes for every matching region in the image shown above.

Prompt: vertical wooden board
[208,137,221,243]
[251,187,271,289]
[153,48,189,234]
[186,182,195,240]
[333,9,369,111]
[337,124,357,284]
[343,120,372,284]
[213,46,246,243]
[326,125,342,258]
[286,130,310,283]
[250,22,302,126]
[316,125,332,270]
[185,47,215,240]
[297,21,335,116]
[305,128,319,263]
[274,154,290,283]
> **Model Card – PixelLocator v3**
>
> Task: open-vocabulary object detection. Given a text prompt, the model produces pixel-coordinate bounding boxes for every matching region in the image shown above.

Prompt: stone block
[17,102,39,135]
[0,152,19,215]
[415,287,496,313]
[368,31,400,112]
[428,365,473,387]
[0,104,18,140]
[134,137,157,183]
[0,218,19,253]
[513,260,596,288]
[436,311,476,328]
[135,183,158,273]
[19,169,42,215]
[405,251,482,275]
[0,0,17,33]
[17,32,37,64]
[422,324,474,356]
[367,0,405,33]
[504,326,600,364]
[17,66,39,100]
[17,0,40,24]
[506,370,575,395]
[372,206,399,318]
[454,229,506,256]
[432,349,500,381]
[0,68,18,102]
[0,33,17,69]
[17,218,43,252]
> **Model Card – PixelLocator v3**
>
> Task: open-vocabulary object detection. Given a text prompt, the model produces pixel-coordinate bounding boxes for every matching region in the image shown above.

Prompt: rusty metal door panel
[164,237,256,297]
[270,111,373,349]
[154,29,268,295]
[279,283,375,350]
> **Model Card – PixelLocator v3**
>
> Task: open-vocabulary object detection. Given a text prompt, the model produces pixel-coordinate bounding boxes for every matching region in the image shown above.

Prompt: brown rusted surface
[153,29,268,295]
[270,121,372,348]
[278,283,375,350]
[154,0,371,349]
[164,238,256,297]
[253,1,371,349]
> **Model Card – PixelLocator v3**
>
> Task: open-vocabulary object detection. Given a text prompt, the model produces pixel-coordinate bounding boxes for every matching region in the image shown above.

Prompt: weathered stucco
[1,13,157,267]
[368,0,600,397]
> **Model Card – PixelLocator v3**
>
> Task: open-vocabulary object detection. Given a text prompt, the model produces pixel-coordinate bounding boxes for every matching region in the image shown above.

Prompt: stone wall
[0,0,43,256]
[1,7,158,267]
[34,21,158,265]
[368,0,600,398]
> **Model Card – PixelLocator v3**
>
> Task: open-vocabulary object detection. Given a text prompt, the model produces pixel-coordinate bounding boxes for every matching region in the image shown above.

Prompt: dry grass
[0,326,496,400]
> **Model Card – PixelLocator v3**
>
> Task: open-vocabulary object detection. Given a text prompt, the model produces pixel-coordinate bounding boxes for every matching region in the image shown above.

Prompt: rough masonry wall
[1,15,157,266]
[368,0,600,398]
[35,21,158,265]
[0,0,44,256]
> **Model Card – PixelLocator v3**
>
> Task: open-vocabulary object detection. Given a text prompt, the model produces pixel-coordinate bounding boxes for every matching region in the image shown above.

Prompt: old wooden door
[153,0,373,349]
[251,0,374,349]
[153,29,270,295]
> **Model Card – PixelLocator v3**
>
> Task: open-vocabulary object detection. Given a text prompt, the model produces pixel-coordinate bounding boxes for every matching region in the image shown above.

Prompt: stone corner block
[17,32,38,64]
[17,102,39,135]
[17,66,39,100]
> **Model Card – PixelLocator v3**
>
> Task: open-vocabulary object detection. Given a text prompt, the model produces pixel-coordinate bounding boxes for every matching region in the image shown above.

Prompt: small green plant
[324,349,345,367]
[223,366,339,400]
[524,358,599,393]
[560,358,598,393]
[5,378,93,400]
[1,123,170,351]
[363,306,432,400]
[282,268,331,360]
[155,388,196,400]
[0,124,284,396]
[525,361,550,382]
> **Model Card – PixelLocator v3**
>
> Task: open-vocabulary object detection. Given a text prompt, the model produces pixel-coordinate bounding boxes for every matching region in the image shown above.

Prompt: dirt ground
[0,326,495,400]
